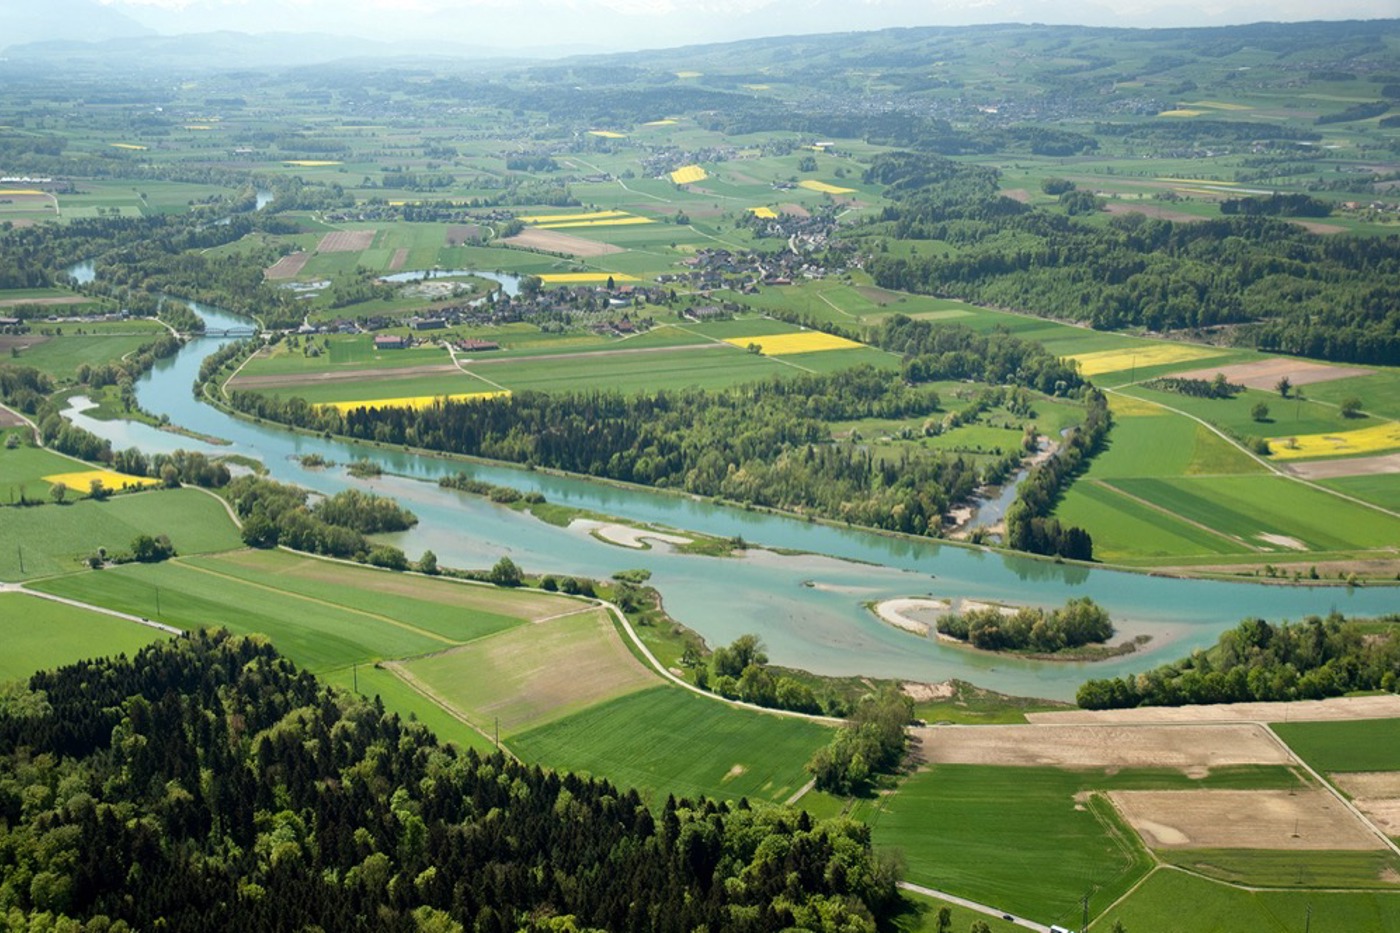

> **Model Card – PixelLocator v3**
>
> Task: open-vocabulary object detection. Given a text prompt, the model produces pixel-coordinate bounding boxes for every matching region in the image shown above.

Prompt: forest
[1075,613,1400,709]
[860,153,1400,364]
[230,367,986,537]
[0,631,899,932]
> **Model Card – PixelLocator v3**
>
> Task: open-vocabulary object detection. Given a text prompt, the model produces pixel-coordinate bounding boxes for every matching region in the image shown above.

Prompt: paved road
[898,881,1052,932]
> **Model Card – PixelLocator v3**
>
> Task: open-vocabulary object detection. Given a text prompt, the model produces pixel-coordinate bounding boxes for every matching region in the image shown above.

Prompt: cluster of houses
[657,246,848,294]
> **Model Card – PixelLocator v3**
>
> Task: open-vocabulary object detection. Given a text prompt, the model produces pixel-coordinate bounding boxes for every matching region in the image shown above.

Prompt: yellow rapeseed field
[535,218,654,229]
[0,190,46,196]
[1156,178,1239,186]
[1185,101,1252,111]
[1268,421,1400,460]
[322,391,510,414]
[43,470,160,492]
[748,207,779,219]
[643,119,678,126]
[110,143,148,150]
[1157,110,1205,117]
[519,210,629,223]
[742,84,771,91]
[538,273,641,284]
[1068,344,1222,377]
[283,160,343,166]
[1106,394,1166,417]
[184,125,214,130]
[798,180,855,195]
[723,332,864,355]
[669,165,708,184]
[588,130,627,139]
[675,71,702,78]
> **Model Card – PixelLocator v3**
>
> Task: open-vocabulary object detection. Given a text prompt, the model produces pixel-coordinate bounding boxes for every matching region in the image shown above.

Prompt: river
[65,296,1399,701]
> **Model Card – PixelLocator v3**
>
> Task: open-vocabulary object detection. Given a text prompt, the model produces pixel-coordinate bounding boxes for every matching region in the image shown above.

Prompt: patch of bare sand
[1109,788,1385,850]
[1171,357,1373,390]
[902,681,956,702]
[1285,453,1400,480]
[570,518,691,550]
[264,252,309,280]
[1257,533,1307,551]
[916,722,1289,770]
[1029,694,1400,725]
[871,598,950,636]
[1001,188,1032,203]
[1156,557,1400,579]
[504,228,624,257]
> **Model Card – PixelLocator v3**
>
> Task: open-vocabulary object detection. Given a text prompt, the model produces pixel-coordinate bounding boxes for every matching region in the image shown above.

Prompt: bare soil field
[446,225,481,247]
[227,363,459,390]
[0,335,47,352]
[387,247,409,271]
[1109,788,1384,850]
[397,607,657,734]
[264,252,309,280]
[914,723,1290,772]
[1332,773,1400,837]
[1104,201,1206,224]
[0,296,87,308]
[316,229,376,253]
[1285,453,1400,480]
[777,203,811,218]
[1029,694,1400,725]
[1291,220,1348,235]
[1171,357,1373,390]
[0,405,26,427]
[1001,188,1032,203]
[855,286,901,306]
[1158,557,1400,578]
[504,228,625,257]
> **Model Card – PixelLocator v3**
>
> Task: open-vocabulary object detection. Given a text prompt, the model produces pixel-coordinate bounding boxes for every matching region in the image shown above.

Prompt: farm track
[228,362,460,389]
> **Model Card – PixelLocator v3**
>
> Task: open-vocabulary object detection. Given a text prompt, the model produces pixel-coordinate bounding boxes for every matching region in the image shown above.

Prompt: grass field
[1095,866,1400,933]
[1158,849,1400,889]
[461,343,788,394]
[0,489,243,580]
[0,593,167,683]
[0,439,88,498]
[4,320,166,379]
[1273,720,1400,773]
[867,764,1158,924]
[511,685,831,805]
[321,663,497,755]
[398,607,657,735]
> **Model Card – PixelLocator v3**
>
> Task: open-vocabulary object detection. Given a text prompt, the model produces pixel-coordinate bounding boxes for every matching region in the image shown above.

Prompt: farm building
[374,334,406,350]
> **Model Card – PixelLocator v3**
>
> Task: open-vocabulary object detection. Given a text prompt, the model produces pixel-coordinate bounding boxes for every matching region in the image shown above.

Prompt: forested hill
[0,631,898,932]
[860,152,1400,365]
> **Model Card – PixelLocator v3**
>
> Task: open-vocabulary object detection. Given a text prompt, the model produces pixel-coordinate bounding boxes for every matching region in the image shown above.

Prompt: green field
[321,662,498,756]
[1273,719,1400,773]
[6,320,168,379]
[1322,474,1400,512]
[0,437,88,497]
[1095,866,1400,933]
[1158,849,1400,889]
[0,593,168,683]
[511,685,831,805]
[0,488,244,580]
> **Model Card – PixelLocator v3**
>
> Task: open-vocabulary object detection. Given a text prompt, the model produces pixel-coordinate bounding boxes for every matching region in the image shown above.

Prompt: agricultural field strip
[379,660,504,751]
[461,339,723,368]
[1105,388,1400,521]
[1090,479,1262,551]
[6,584,181,636]
[172,559,456,647]
[669,323,818,374]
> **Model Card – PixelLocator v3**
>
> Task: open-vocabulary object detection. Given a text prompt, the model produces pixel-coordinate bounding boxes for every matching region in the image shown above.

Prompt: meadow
[0,593,167,683]
[3,319,167,380]
[510,685,831,805]
[0,488,243,580]
[1272,719,1400,773]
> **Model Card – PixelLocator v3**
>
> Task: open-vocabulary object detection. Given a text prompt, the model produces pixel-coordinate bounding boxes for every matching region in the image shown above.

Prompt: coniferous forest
[0,632,899,932]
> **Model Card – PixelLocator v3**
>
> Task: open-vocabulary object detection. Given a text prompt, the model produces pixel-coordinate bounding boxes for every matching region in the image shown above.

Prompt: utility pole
[1082,891,1090,933]
[494,717,500,750]
[352,663,358,693]
[155,586,161,618]
[1305,903,1311,933]
[16,545,23,574]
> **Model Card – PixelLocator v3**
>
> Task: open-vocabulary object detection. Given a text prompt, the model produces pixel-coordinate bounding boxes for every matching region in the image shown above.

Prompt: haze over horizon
[6,0,1397,56]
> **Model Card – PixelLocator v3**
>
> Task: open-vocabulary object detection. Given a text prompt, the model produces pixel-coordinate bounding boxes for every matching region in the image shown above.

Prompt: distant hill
[0,0,153,50]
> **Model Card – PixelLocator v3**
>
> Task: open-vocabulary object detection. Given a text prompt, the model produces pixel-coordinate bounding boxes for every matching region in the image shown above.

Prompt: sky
[84,0,1400,54]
